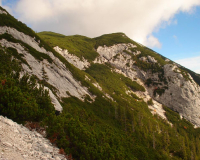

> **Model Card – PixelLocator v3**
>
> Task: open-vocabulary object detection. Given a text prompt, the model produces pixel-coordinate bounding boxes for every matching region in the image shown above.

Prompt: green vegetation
[0,33,53,64]
[38,32,134,62]
[38,32,99,62]
[3,43,200,159]
[2,6,200,159]
[94,32,134,48]
[147,98,153,105]
[85,63,145,97]
[0,7,62,57]
[182,67,200,86]
[37,29,200,89]
[163,105,200,160]
[130,93,142,100]
[6,47,30,68]
[153,88,166,96]
[0,6,36,38]
[145,78,152,87]
[0,47,55,123]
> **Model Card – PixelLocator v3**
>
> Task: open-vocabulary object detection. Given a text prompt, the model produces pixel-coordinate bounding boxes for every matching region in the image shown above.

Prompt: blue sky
[1,0,200,73]
[154,9,200,60]
[153,8,200,73]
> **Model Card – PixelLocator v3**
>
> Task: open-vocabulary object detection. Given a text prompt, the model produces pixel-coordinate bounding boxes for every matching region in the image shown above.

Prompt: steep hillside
[1,6,200,160]
[38,31,200,127]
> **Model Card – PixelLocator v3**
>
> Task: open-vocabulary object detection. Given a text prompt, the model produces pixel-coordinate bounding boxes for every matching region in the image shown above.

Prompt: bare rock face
[96,43,136,60]
[146,64,200,127]
[94,43,141,79]
[0,27,95,103]
[44,86,63,112]
[0,116,67,160]
[147,56,157,63]
[95,44,168,120]
[95,44,200,127]
[139,56,157,63]
[54,46,90,70]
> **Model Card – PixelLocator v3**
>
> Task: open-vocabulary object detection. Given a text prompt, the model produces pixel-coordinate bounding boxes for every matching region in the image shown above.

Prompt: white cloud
[144,35,162,48]
[0,0,13,14]
[2,0,200,48]
[175,56,200,74]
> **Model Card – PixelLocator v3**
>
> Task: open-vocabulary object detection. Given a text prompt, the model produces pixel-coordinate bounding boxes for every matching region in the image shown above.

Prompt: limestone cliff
[94,43,200,127]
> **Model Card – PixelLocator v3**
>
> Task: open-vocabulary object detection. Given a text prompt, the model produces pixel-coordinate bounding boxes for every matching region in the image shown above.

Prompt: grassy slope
[38,31,98,62]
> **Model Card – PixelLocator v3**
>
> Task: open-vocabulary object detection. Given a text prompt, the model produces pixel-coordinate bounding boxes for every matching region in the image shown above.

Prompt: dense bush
[0,47,55,123]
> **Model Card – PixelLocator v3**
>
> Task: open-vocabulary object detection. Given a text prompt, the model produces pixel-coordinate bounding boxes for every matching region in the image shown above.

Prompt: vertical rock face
[95,44,200,127]
[146,64,200,127]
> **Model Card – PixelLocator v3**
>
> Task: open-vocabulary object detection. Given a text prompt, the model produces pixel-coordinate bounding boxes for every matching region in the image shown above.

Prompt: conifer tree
[41,63,48,84]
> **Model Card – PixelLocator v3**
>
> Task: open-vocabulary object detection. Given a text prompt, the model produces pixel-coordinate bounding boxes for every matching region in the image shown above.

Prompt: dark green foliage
[0,7,36,38]
[23,42,53,63]
[153,88,165,96]
[145,78,152,87]
[0,47,21,76]
[130,93,141,100]
[0,77,38,122]
[32,32,200,159]
[147,98,153,105]
[182,67,200,86]
[7,47,30,68]
[41,65,49,83]
[85,63,145,97]
[0,47,55,123]
[44,96,160,160]
[163,105,200,159]
[121,75,145,92]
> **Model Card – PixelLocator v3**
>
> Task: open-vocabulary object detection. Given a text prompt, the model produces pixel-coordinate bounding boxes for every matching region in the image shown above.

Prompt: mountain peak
[1,6,200,160]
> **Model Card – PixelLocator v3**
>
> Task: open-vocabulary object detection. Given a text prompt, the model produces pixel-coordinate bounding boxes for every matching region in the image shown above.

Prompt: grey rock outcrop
[146,64,200,127]
[95,44,200,127]
[0,116,67,160]
[147,56,157,63]
[54,46,90,70]
[0,27,95,102]
[96,43,136,61]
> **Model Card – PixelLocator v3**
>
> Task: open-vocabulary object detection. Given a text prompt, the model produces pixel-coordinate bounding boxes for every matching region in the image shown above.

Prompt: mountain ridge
[1,6,200,160]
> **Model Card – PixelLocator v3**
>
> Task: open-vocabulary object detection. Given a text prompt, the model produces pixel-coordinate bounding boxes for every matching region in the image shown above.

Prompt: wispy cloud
[175,56,200,74]
[1,0,200,48]
[0,0,13,14]
[173,35,180,45]
[173,35,178,40]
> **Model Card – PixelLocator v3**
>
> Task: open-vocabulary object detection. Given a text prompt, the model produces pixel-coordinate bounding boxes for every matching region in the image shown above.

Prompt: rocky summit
[1,6,200,160]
